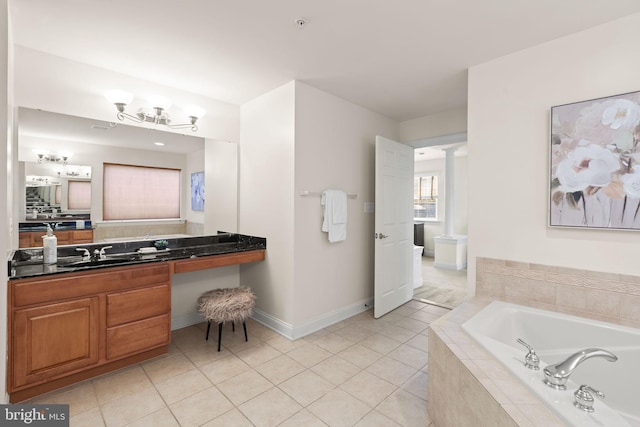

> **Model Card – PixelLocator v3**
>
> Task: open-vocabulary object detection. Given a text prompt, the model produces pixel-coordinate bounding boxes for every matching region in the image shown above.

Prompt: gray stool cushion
[198,287,256,323]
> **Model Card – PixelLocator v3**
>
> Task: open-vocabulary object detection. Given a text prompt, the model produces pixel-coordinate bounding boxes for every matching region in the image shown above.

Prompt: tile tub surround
[427,297,566,427]
[476,257,640,330]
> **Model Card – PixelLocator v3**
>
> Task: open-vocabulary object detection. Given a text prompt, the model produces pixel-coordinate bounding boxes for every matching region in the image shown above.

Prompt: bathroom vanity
[7,233,266,402]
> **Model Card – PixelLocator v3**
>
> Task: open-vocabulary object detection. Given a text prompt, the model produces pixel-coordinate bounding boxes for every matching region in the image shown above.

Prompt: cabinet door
[12,297,99,388]
[71,230,93,244]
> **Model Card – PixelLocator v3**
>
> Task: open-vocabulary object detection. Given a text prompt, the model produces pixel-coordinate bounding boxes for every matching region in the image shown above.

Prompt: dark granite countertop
[18,220,93,232]
[9,233,266,280]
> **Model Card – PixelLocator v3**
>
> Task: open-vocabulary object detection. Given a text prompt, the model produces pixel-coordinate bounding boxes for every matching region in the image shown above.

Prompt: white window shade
[103,163,180,220]
[67,181,91,210]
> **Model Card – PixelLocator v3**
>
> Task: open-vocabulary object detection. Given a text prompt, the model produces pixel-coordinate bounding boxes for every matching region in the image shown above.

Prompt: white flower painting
[550,91,640,229]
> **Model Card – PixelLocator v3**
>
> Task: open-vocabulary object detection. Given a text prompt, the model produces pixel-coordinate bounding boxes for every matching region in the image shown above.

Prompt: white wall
[468,12,640,289]
[414,155,468,255]
[239,82,296,327]
[204,140,238,234]
[292,82,398,328]
[399,107,467,142]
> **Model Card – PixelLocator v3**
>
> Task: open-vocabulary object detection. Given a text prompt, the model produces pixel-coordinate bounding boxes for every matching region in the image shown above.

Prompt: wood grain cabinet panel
[18,229,94,248]
[106,314,170,360]
[107,284,171,327]
[12,297,99,388]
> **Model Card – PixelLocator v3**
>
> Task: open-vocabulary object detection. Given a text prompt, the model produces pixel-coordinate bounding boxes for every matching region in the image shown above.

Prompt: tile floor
[413,256,469,308]
[29,301,450,427]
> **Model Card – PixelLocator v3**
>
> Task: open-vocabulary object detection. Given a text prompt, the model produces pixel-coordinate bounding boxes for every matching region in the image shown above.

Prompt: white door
[374,135,414,318]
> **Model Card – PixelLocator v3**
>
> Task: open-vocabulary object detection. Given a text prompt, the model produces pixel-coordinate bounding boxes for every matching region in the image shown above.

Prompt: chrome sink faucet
[99,246,113,260]
[543,348,617,390]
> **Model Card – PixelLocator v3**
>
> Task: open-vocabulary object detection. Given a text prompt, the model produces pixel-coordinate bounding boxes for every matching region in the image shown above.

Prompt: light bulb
[104,90,133,105]
[184,106,206,119]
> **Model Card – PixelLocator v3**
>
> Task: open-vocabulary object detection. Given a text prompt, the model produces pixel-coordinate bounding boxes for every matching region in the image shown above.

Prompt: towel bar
[299,190,358,199]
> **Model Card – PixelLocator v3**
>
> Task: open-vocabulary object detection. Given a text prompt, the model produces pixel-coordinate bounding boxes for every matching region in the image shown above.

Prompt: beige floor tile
[405,333,429,351]
[216,370,273,406]
[142,353,196,384]
[389,305,420,317]
[307,389,371,427]
[337,343,383,369]
[310,355,360,386]
[170,387,234,427]
[367,357,418,387]
[264,335,308,353]
[154,368,212,404]
[70,407,105,427]
[286,342,333,368]
[376,389,430,427]
[376,324,417,343]
[388,344,429,370]
[239,387,302,427]
[177,337,234,367]
[354,410,401,426]
[255,354,306,385]
[309,333,355,354]
[334,324,375,342]
[92,366,151,405]
[100,386,165,427]
[234,342,282,367]
[32,381,98,416]
[278,370,335,407]
[201,408,253,427]
[340,371,397,407]
[278,408,327,427]
[124,407,179,427]
[199,354,251,384]
[394,317,429,333]
[401,371,428,400]
[360,333,403,355]
[409,310,445,324]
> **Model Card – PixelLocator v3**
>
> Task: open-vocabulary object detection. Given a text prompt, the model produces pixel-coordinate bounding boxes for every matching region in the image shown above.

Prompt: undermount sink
[62,256,138,267]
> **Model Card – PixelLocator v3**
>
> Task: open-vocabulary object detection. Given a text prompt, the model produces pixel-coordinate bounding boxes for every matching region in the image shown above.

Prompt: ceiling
[10,1,640,122]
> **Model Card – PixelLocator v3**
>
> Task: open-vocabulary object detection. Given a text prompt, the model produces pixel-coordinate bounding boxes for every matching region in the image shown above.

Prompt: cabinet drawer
[107,284,170,327]
[106,314,170,360]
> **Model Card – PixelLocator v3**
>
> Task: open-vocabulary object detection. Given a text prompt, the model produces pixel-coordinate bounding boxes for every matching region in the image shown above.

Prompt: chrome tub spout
[543,348,617,390]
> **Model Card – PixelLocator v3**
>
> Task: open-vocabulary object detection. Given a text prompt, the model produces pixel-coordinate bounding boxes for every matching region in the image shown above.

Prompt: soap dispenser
[42,224,57,264]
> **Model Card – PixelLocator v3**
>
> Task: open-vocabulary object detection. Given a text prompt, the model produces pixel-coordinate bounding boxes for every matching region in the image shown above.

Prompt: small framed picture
[191,171,204,211]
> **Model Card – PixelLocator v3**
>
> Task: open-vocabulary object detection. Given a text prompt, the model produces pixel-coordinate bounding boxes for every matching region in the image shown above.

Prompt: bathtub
[462,301,640,427]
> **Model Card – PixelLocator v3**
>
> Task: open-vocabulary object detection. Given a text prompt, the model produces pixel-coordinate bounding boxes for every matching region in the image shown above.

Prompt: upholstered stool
[197,287,256,351]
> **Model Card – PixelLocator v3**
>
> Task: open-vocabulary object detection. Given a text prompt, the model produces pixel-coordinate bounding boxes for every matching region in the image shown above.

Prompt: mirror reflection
[25,161,92,220]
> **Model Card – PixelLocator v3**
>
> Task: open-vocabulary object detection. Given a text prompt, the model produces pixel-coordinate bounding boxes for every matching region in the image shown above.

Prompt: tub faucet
[543,348,617,390]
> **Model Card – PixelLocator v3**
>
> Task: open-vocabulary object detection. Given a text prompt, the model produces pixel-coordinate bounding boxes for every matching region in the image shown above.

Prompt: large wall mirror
[17,107,236,245]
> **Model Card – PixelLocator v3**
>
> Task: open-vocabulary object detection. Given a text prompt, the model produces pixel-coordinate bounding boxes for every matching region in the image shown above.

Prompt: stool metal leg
[217,322,223,352]
[232,321,235,332]
[205,321,211,340]
[243,321,248,342]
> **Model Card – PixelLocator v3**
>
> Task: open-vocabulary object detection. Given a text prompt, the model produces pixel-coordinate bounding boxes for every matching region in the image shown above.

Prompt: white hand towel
[321,189,348,242]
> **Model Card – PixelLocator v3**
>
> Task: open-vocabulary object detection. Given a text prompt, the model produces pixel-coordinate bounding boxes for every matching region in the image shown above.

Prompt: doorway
[409,136,469,309]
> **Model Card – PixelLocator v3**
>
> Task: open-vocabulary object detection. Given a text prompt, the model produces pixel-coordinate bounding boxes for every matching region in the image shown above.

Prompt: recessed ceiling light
[154,142,165,146]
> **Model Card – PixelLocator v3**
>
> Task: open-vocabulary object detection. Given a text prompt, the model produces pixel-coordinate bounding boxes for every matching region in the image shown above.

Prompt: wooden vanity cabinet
[18,229,94,248]
[8,263,171,402]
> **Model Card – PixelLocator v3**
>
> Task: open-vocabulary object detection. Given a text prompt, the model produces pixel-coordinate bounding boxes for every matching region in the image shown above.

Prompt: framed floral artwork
[191,171,204,211]
[550,91,640,230]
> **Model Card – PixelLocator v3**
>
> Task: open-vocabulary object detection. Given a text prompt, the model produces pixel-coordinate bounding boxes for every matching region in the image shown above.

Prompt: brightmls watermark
[1,405,69,426]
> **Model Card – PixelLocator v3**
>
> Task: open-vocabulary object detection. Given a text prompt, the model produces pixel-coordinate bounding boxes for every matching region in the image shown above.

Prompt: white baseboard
[252,297,374,340]
[172,297,375,340]
[434,261,467,271]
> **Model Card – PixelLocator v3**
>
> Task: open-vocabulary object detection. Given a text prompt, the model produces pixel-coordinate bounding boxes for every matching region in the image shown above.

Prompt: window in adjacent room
[103,163,181,220]
[414,174,438,220]
[67,180,91,210]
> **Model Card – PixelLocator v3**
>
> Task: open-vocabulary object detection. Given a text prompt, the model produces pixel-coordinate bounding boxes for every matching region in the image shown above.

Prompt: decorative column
[443,147,456,237]
[433,146,467,270]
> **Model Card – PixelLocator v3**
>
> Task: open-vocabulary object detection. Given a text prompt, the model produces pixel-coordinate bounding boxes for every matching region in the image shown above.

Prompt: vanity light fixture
[36,153,69,165]
[104,90,205,132]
